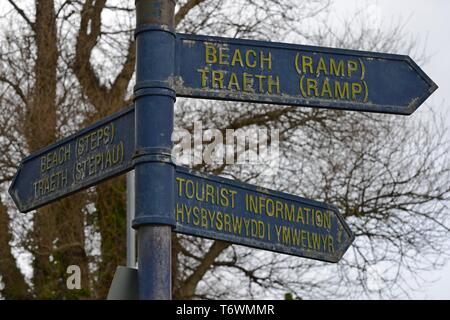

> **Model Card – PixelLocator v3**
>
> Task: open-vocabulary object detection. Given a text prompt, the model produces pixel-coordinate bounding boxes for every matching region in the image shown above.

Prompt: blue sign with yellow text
[174,166,354,263]
[9,107,135,212]
[175,33,437,115]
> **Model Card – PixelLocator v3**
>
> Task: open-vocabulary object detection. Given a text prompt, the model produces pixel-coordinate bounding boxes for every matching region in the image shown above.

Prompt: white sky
[334,0,450,300]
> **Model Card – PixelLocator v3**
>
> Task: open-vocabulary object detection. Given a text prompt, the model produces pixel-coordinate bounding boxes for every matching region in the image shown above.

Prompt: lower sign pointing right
[174,166,354,263]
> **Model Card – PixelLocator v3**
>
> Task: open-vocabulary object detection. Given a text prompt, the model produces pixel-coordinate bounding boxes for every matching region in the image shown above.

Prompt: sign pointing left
[9,106,135,213]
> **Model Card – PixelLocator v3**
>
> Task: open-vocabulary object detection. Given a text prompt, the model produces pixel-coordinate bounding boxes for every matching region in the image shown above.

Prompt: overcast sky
[334,0,450,299]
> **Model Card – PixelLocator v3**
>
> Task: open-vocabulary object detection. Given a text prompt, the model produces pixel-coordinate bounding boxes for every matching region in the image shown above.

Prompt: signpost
[175,33,437,115]
[174,167,353,263]
[9,106,135,213]
[7,0,438,300]
[132,0,176,300]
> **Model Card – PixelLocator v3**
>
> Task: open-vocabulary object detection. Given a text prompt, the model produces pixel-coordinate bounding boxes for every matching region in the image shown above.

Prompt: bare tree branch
[7,0,35,31]
[175,0,208,26]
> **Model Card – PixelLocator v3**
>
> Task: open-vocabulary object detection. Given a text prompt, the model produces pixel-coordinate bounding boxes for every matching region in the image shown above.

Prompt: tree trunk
[26,0,90,299]
[0,201,30,299]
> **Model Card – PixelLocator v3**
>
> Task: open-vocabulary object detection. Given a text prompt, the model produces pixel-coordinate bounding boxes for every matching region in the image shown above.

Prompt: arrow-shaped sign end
[8,162,27,213]
[402,55,439,115]
[326,206,355,263]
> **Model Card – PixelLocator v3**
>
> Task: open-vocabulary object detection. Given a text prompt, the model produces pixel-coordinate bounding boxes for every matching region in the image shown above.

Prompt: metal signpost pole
[133,0,176,299]
[126,170,136,268]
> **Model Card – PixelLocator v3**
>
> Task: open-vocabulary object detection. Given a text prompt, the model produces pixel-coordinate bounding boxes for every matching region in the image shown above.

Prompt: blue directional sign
[9,103,354,261]
[9,107,135,213]
[174,166,354,263]
[175,33,437,115]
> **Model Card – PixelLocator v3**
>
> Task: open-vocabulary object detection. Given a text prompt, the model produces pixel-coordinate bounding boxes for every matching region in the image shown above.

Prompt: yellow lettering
[205,184,214,204]
[347,60,358,77]
[232,216,243,234]
[330,58,344,76]
[302,55,313,74]
[335,81,349,99]
[267,76,280,94]
[275,225,282,242]
[192,206,200,225]
[229,190,237,208]
[275,201,283,219]
[33,169,68,199]
[282,226,291,244]
[242,72,254,92]
[247,194,259,213]
[231,49,244,67]
[228,72,240,91]
[40,145,71,174]
[320,78,332,98]
[306,79,319,97]
[255,75,266,93]
[291,228,301,246]
[316,57,328,75]
[212,70,224,89]
[195,182,205,202]
[216,212,223,230]
[260,51,272,70]
[315,210,323,228]
[205,44,217,64]
[40,156,46,173]
[245,50,257,68]
[351,82,362,100]
[328,235,334,253]
[324,211,331,230]
[224,213,231,232]
[304,207,311,225]
[197,67,209,88]
[296,207,305,224]
[219,47,229,65]
[258,197,265,215]
[201,208,208,228]
[219,188,229,207]
[312,233,321,250]
[285,203,295,222]
[185,180,194,199]
[176,203,184,222]
[266,198,274,217]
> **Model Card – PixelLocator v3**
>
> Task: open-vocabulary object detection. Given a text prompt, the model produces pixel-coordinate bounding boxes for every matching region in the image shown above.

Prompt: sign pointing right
[175,34,438,115]
[174,167,354,263]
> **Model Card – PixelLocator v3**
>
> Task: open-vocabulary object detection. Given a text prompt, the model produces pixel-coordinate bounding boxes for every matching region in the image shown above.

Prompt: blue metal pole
[133,0,176,300]
[126,170,136,268]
